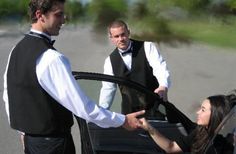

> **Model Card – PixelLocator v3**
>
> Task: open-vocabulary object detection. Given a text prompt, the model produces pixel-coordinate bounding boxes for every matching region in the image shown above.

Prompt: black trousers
[24,133,75,154]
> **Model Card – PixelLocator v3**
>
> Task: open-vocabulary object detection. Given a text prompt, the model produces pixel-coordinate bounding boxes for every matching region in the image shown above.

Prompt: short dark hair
[107,20,129,36]
[28,0,66,23]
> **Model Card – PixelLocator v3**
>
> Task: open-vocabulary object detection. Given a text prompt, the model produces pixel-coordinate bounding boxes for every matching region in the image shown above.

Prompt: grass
[169,16,236,49]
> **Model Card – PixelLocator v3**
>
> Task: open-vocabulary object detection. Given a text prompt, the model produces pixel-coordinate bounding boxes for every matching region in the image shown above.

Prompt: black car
[72,72,235,154]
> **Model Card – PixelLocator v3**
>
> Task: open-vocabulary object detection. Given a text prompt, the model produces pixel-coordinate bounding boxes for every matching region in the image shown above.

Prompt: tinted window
[76,79,167,118]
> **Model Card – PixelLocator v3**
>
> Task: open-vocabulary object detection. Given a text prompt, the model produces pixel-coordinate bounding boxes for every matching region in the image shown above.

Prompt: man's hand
[122,110,145,131]
[154,86,168,102]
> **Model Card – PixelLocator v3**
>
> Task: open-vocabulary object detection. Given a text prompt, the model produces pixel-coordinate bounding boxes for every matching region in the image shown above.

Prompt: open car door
[72,72,196,154]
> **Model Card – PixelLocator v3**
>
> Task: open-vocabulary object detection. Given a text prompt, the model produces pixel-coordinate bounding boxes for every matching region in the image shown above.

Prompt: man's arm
[3,49,13,123]
[99,56,117,109]
[144,42,170,101]
[36,50,125,128]
[99,81,117,109]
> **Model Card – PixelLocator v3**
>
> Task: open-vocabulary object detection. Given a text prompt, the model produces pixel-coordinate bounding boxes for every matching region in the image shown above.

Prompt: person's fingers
[123,110,145,131]
[139,118,145,126]
[158,92,163,98]
[138,118,150,130]
[156,90,168,102]
[123,116,138,131]
[131,110,145,117]
[20,134,25,151]
[140,117,145,121]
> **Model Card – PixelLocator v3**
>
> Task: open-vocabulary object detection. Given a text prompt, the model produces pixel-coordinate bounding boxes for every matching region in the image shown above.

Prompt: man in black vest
[3,1,145,154]
[99,20,170,117]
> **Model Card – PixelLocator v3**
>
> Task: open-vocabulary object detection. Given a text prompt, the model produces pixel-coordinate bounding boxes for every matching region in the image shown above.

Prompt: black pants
[24,133,75,154]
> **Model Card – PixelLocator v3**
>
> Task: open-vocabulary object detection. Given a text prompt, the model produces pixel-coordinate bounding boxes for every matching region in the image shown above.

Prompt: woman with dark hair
[139,93,235,153]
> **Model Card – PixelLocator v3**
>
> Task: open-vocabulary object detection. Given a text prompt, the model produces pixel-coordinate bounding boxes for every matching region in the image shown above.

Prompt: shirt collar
[30,29,52,41]
[118,40,132,54]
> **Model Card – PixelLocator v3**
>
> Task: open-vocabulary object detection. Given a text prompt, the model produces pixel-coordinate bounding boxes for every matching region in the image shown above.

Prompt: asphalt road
[0,24,236,154]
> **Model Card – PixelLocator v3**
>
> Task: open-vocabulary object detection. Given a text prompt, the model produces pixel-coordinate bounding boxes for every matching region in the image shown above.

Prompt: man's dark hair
[29,0,66,23]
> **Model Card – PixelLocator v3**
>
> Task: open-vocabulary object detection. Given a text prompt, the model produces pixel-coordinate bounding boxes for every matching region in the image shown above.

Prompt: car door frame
[72,71,196,154]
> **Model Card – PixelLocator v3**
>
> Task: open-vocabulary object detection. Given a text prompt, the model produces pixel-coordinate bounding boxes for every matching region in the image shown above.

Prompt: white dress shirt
[99,41,170,109]
[3,30,125,129]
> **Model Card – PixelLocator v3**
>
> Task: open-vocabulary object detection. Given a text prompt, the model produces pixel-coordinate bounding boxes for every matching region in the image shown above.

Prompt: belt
[25,129,71,137]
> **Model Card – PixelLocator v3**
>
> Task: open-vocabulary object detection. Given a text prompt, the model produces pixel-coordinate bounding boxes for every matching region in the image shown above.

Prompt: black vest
[7,34,73,135]
[110,40,159,114]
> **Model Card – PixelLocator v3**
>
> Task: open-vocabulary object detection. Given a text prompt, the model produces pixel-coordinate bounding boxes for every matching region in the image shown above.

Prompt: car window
[77,79,121,112]
[73,72,195,132]
[76,78,167,118]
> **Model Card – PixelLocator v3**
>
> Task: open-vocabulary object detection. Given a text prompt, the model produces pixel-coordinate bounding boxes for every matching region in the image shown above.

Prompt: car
[72,71,235,154]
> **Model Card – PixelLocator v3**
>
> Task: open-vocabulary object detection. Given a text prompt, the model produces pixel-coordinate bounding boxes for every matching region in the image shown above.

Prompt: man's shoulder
[130,38,155,46]
[110,48,119,56]
[43,49,63,58]
[38,49,67,68]
[143,41,158,49]
[130,39,144,44]
[144,41,155,45]
[13,35,30,47]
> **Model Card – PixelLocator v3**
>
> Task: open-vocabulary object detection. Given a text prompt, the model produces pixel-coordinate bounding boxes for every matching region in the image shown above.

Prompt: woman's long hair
[191,94,232,153]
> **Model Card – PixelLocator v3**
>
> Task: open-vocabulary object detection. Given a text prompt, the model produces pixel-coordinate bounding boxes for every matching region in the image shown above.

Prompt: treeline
[0,0,84,22]
[0,0,28,21]
[87,0,236,43]
[1,0,236,44]
[1,0,235,22]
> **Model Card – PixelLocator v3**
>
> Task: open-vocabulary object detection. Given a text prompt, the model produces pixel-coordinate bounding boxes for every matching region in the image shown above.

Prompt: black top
[176,129,234,153]
[175,129,195,152]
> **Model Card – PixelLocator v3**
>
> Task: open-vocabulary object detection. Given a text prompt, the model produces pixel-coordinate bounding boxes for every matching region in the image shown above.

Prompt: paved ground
[0,24,236,154]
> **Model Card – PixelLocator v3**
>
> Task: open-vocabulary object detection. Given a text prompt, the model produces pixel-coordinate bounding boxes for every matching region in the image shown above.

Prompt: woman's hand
[139,118,153,132]
[20,134,25,151]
